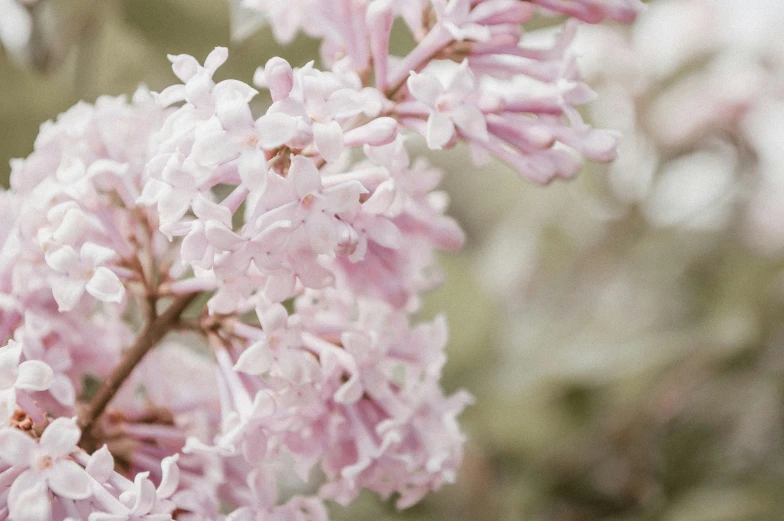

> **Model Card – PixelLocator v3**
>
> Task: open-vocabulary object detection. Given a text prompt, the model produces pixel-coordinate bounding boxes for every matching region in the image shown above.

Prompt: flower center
[35,454,54,471]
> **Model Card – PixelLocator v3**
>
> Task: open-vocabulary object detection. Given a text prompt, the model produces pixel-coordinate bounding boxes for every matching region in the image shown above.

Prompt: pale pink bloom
[406,61,489,149]
[0,418,92,521]
[44,243,125,311]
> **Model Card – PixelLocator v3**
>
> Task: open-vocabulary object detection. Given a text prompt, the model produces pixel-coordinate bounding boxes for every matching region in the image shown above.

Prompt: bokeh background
[3,1,784,519]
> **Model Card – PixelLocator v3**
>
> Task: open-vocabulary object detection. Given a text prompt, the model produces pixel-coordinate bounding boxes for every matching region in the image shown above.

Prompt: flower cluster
[0,1,642,521]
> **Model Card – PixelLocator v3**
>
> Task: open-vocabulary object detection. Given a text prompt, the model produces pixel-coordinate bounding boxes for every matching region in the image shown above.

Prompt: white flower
[0,340,53,419]
[44,242,125,311]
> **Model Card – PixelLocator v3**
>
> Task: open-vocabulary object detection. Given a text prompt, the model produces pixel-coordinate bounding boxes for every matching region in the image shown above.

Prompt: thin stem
[77,293,198,437]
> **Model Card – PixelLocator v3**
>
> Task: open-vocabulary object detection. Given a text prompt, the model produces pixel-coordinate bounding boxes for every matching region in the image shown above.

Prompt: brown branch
[77,293,197,437]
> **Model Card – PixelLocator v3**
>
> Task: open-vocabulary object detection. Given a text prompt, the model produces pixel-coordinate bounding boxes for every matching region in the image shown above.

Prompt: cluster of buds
[0,1,643,521]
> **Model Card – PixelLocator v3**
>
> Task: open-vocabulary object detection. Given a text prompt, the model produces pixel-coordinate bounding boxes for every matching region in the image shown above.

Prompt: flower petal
[52,277,86,312]
[80,243,118,267]
[289,155,322,198]
[313,121,344,164]
[47,459,92,500]
[39,417,81,459]
[8,473,50,521]
[156,455,180,499]
[85,267,125,304]
[255,113,297,149]
[15,360,53,392]
[234,341,274,375]
[425,112,455,150]
[407,72,444,107]
[86,445,115,484]
[0,427,35,465]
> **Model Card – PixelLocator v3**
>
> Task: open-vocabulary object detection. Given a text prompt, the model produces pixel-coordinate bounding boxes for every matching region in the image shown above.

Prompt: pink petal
[334,374,363,404]
[241,431,268,466]
[367,218,402,249]
[47,459,92,500]
[264,57,294,102]
[343,117,398,148]
[15,360,53,392]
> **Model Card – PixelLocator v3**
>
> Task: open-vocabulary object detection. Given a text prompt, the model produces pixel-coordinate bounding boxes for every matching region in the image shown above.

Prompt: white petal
[305,212,337,254]
[52,208,89,245]
[233,342,273,375]
[8,474,50,521]
[85,267,125,304]
[0,339,22,383]
[204,47,229,74]
[168,53,200,82]
[407,72,444,107]
[48,374,76,407]
[289,155,322,198]
[15,360,53,391]
[80,243,118,267]
[450,104,488,142]
[313,121,344,164]
[0,427,35,465]
[205,222,244,251]
[52,277,86,312]
[44,245,79,274]
[0,388,17,420]
[39,417,81,459]
[238,149,269,192]
[86,445,115,483]
[255,113,297,149]
[156,455,180,499]
[425,112,455,150]
[131,473,158,515]
[192,194,233,227]
[47,459,92,500]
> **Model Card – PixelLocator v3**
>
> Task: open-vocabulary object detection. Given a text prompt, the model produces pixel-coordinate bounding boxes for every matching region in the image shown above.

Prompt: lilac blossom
[0,1,643,521]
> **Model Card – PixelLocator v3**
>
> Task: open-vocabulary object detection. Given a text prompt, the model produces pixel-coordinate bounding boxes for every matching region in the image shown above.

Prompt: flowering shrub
[0,1,642,520]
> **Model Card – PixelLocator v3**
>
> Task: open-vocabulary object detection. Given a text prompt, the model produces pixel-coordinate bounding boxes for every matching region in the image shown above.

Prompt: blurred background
[3,1,784,519]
